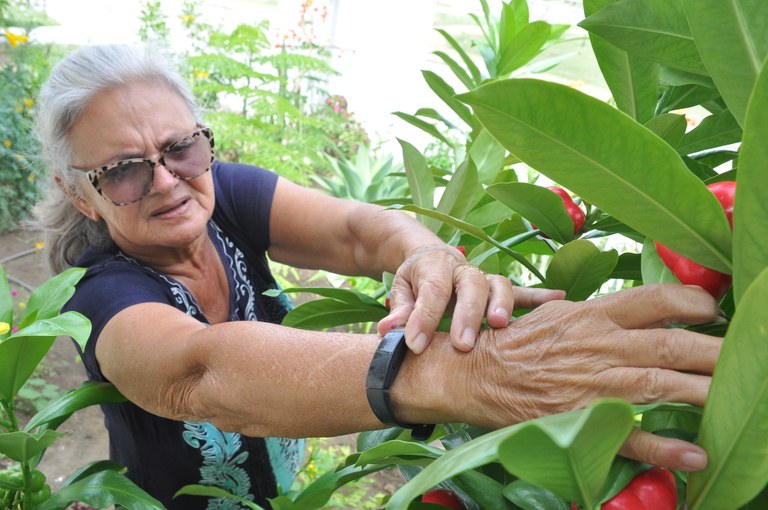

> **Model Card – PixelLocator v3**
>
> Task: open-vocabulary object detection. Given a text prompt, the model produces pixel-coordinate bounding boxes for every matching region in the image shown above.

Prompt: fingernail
[495,307,510,324]
[680,450,708,471]
[459,327,476,350]
[409,333,428,354]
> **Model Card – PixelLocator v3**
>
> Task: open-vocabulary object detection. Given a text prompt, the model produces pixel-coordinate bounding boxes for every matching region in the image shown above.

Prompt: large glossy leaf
[18,267,85,329]
[682,0,768,127]
[676,110,742,156]
[733,59,768,303]
[0,429,61,462]
[25,381,125,431]
[469,128,507,185]
[0,312,91,402]
[504,480,570,510]
[423,70,473,125]
[545,241,619,301]
[497,400,633,508]
[640,238,680,286]
[584,0,659,123]
[281,298,386,330]
[579,0,707,75]
[399,139,437,230]
[687,268,768,508]
[386,400,633,509]
[436,157,480,241]
[35,470,165,510]
[497,21,552,76]
[643,113,687,148]
[486,182,575,244]
[458,79,733,273]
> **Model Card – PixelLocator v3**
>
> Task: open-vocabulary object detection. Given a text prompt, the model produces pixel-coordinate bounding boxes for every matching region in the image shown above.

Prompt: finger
[377,280,417,337]
[615,328,722,374]
[509,287,566,311]
[486,275,514,328]
[602,367,712,407]
[404,275,454,355]
[450,265,490,351]
[598,284,719,329]
[620,428,708,471]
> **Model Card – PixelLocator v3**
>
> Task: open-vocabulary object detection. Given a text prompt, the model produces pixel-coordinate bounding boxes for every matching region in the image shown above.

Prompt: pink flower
[11,290,18,297]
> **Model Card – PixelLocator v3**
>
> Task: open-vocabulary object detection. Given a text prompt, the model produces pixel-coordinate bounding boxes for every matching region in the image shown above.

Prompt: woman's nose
[151,161,178,193]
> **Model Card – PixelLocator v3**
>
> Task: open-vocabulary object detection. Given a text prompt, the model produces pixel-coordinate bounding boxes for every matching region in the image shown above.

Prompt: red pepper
[654,181,735,300]
[600,467,677,510]
[535,186,586,237]
[456,245,467,257]
[421,488,466,509]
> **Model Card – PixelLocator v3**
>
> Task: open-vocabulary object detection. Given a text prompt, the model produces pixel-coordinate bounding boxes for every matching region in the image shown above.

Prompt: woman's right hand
[456,283,721,471]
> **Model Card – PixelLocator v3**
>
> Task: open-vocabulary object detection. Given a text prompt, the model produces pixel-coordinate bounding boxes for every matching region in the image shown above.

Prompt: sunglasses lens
[163,132,212,180]
[99,161,153,205]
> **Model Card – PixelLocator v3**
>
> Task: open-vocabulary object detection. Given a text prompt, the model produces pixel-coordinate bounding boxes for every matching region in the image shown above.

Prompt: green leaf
[545,241,619,301]
[497,400,633,507]
[282,299,386,330]
[609,252,642,281]
[687,268,768,509]
[640,238,680,286]
[503,479,570,510]
[392,113,452,145]
[486,182,575,245]
[497,21,552,76]
[399,139,437,229]
[175,485,264,509]
[676,110,743,156]
[25,381,125,431]
[422,70,473,124]
[458,79,733,273]
[19,267,86,329]
[386,400,634,509]
[469,129,507,185]
[35,470,165,510]
[388,204,545,282]
[436,158,480,241]
[60,460,128,488]
[584,0,659,123]
[579,0,707,75]
[682,0,768,127]
[644,113,687,148]
[355,439,444,467]
[733,59,768,303]
[0,429,61,462]
[436,28,483,85]
[433,50,475,90]
[264,287,382,308]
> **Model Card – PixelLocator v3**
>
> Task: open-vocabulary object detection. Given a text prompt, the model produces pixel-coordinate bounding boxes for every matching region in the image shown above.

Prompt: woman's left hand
[377,246,565,354]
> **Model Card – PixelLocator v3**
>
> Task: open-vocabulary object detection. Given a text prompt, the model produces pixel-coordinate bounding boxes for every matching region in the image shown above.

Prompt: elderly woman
[34,45,720,509]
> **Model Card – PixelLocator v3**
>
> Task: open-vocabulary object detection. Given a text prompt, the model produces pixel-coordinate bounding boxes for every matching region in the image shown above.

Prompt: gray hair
[33,44,202,274]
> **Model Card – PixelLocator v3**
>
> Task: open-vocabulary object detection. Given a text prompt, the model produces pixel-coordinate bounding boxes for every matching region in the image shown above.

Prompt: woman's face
[67,81,216,259]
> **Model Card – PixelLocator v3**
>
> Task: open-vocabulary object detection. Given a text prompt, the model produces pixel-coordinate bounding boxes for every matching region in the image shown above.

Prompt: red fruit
[655,242,732,299]
[421,488,465,509]
[456,245,467,257]
[706,180,735,228]
[601,467,677,510]
[385,297,391,309]
[654,180,735,300]
[534,186,586,237]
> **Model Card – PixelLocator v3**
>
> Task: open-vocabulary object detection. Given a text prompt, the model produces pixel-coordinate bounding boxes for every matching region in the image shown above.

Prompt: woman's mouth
[151,198,191,218]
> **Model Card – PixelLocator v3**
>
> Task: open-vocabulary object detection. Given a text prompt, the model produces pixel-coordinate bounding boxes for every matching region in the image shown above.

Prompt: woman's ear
[56,176,102,222]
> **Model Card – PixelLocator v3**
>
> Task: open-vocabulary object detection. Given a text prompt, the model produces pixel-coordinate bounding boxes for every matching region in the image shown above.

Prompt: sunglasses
[78,127,215,206]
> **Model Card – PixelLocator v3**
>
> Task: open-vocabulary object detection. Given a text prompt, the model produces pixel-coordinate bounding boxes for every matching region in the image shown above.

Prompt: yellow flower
[23,98,33,108]
[4,31,28,47]
[35,241,45,250]
[18,302,26,309]
[28,174,36,182]
[181,14,194,23]
[194,69,209,80]
[0,322,9,335]
[15,105,23,113]
[2,140,11,148]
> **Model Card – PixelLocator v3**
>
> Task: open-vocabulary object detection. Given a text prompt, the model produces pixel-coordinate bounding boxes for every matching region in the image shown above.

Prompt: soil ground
[0,229,404,507]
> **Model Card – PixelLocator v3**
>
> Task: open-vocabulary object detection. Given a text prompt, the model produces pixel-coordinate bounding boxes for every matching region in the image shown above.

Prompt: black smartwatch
[366,328,435,441]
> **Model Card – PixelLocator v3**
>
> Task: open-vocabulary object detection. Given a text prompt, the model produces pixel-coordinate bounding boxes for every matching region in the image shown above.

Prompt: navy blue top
[64,162,304,510]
